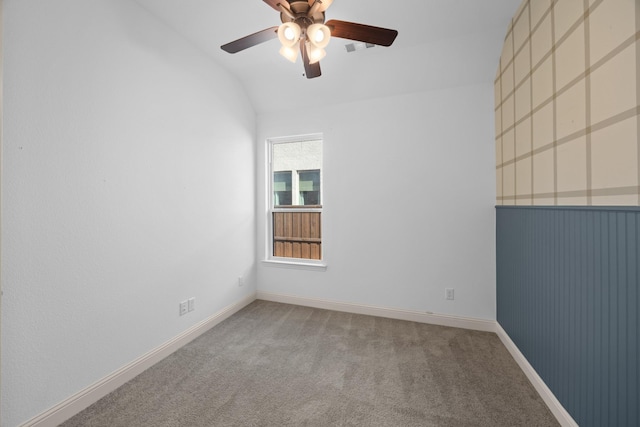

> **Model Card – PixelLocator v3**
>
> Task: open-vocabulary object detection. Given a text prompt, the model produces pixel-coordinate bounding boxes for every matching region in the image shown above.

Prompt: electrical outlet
[179,300,188,316]
[445,288,455,300]
[238,277,244,287]
[188,297,195,312]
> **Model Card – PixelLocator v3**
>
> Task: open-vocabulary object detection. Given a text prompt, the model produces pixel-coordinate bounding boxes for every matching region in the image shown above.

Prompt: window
[269,137,323,262]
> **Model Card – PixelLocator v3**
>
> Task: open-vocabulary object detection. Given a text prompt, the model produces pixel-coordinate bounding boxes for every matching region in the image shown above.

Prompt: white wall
[1,1,256,425]
[0,0,4,416]
[257,84,496,320]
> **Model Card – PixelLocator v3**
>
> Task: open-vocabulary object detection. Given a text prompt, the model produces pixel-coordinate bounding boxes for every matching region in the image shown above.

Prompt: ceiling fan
[220,0,398,79]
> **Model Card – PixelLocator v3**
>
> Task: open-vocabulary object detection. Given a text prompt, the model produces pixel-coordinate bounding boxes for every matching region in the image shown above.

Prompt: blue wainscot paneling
[496,206,639,427]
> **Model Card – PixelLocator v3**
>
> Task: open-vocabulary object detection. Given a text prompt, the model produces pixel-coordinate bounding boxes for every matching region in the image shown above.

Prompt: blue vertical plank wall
[496,206,639,427]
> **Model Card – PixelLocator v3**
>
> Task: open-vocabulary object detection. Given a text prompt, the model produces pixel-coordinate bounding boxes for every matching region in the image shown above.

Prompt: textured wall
[495,0,639,206]
[497,206,639,427]
[1,1,256,425]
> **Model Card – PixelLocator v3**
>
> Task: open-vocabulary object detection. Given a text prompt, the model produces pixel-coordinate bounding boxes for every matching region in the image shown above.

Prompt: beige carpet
[61,300,559,426]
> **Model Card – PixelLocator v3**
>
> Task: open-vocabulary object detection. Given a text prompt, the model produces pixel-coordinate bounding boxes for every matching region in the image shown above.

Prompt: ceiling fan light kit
[221,0,398,79]
[279,44,299,63]
[307,23,331,48]
[306,41,326,64]
[277,22,301,47]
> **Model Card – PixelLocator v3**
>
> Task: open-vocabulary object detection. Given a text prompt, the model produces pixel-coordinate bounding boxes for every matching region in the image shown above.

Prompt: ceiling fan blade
[263,0,290,11]
[300,42,321,79]
[325,20,398,47]
[221,27,279,54]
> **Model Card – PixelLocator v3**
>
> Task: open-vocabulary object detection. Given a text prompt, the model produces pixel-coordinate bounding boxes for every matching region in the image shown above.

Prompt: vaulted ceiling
[134,0,520,113]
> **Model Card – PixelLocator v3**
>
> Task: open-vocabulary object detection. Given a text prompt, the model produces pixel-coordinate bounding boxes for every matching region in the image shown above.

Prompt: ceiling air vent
[345,42,375,53]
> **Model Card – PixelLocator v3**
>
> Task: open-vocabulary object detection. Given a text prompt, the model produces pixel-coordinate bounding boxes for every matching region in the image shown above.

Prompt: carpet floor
[61,300,559,426]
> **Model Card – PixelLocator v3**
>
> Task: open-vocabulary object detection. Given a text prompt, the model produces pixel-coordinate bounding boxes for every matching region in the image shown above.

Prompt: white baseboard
[495,324,578,427]
[256,291,497,332]
[21,292,257,427]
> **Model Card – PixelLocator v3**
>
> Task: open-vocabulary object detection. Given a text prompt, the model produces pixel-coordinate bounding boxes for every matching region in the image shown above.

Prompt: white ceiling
[134,0,520,113]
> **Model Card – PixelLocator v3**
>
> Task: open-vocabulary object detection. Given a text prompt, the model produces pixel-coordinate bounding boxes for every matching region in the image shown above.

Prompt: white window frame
[264,134,326,271]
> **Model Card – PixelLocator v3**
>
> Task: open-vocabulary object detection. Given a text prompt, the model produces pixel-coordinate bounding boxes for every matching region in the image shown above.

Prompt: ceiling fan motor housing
[280,0,325,37]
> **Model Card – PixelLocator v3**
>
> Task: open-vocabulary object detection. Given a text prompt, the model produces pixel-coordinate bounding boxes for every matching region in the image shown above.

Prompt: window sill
[262,259,327,272]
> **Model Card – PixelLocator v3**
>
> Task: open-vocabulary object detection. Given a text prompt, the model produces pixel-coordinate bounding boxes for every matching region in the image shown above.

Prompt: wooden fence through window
[273,208,321,260]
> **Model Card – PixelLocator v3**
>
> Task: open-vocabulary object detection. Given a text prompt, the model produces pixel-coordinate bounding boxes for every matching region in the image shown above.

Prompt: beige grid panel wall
[495,0,640,206]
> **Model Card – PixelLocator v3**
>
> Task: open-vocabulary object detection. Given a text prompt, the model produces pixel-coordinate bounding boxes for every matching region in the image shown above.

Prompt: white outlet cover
[188,298,195,312]
[179,301,188,316]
